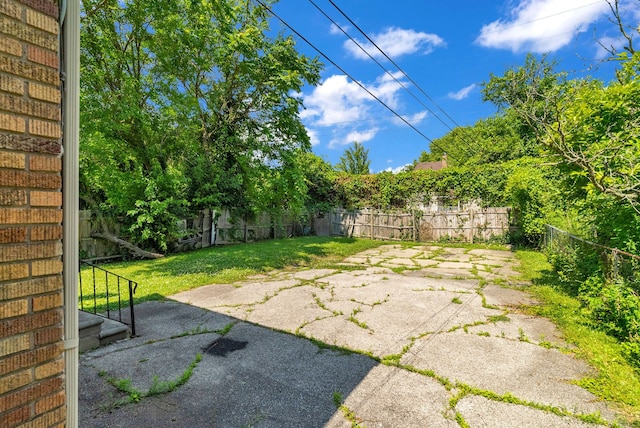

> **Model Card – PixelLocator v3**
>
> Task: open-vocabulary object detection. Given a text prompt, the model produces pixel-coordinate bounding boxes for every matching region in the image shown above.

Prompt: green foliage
[80,0,321,252]
[419,110,540,167]
[335,142,371,174]
[515,250,640,423]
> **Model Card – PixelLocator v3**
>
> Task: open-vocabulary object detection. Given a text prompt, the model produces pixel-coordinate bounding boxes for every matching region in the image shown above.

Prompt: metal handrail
[78,260,138,335]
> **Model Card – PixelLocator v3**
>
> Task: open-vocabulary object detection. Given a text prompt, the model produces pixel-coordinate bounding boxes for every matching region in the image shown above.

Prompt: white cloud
[301,72,425,150]
[306,128,320,147]
[344,27,445,60]
[392,110,428,126]
[448,84,476,101]
[344,128,379,145]
[383,164,412,174]
[476,0,609,53]
[330,22,351,35]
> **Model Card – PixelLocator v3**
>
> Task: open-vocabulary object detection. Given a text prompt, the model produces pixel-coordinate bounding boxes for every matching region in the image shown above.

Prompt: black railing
[79,260,138,336]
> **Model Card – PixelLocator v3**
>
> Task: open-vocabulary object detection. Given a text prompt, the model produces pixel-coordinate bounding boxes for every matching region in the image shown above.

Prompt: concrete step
[99,317,130,346]
[78,311,130,352]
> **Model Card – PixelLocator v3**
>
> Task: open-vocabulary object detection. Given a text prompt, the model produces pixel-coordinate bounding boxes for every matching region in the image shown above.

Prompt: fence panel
[544,224,640,286]
[330,207,509,243]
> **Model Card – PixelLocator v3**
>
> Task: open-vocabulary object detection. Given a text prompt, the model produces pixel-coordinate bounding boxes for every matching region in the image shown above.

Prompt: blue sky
[269,0,639,172]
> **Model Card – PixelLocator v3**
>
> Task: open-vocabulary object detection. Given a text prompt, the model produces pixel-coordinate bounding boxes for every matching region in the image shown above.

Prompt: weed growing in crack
[488,314,510,323]
[518,328,529,342]
[333,390,364,427]
[348,316,369,330]
[451,296,463,304]
[454,383,611,426]
[104,353,203,405]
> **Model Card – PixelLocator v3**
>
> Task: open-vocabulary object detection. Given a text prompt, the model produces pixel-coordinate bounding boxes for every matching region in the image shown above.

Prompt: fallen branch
[91,231,164,259]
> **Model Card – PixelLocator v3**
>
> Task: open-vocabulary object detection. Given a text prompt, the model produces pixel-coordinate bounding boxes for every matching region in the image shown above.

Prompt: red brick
[29,155,60,172]
[0,309,62,338]
[34,390,65,414]
[0,227,27,243]
[0,368,33,394]
[30,225,62,241]
[0,54,59,86]
[27,45,59,68]
[0,275,62,300]
[25,406,66,428]
[0,15,58,51]
[0,151,25,169]
[0,375,63,412]
[33,326,62,346]
[0,343,63,375]
[30,190,61,206]
[0,406,31,428]
[0,170,62,189]
[0,263,29,281]
[0,92,61,120]
[32,292,62,311]
[20,0,58,18]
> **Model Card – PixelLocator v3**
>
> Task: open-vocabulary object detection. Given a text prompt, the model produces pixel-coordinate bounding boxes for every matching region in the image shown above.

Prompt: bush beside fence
[543,225,640,369]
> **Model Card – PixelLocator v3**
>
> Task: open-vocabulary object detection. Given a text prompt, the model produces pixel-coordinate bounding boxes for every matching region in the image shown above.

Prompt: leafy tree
[482,53,640,214]
[417,110,539,167]
[79,0,321,252]
[335,142,371,174]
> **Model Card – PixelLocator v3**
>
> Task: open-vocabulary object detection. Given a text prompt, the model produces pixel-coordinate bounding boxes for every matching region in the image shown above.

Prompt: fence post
[411,209,416,242]
[370,210,374,239]
[469,209,474,244]
[612,249,619,280]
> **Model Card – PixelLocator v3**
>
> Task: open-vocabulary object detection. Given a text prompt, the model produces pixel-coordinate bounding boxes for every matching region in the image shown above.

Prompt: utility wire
[308,0,477,159]
[327,0,465,132]
[255,0,462,162]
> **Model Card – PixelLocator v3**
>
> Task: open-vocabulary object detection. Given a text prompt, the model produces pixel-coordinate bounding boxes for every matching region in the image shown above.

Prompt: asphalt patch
[204,337,248,356]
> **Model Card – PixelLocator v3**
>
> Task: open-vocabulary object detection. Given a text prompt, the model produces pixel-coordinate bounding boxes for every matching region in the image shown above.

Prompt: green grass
[514,250,640,425]
[80,237,384,312]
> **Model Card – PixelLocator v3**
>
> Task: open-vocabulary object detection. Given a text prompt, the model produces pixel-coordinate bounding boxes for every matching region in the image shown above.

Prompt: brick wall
[0,0,66,427]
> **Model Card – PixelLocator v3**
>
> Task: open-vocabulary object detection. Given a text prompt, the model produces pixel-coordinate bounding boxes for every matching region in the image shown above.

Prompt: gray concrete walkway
[79,245,624,427]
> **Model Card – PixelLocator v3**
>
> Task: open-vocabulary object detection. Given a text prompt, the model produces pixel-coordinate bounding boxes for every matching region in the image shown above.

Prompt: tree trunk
[91,231,164,259]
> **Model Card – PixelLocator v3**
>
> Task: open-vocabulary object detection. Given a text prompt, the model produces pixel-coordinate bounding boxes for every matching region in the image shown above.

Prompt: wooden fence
[329,207,511,243]
[79,206,511,258]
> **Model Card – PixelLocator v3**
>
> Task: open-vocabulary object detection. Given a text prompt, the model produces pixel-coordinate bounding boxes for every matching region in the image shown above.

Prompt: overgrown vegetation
[515,250,640,423]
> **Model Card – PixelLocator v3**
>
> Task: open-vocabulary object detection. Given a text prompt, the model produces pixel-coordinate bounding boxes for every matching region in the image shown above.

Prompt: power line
[308,0,477,159]
[255,0,462,162]
[327,0,465,132]
[324,0,481,159]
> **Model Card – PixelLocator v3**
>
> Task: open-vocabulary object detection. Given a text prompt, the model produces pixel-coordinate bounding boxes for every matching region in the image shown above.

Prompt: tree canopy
[335,142,371,174]
[80,0,321,251]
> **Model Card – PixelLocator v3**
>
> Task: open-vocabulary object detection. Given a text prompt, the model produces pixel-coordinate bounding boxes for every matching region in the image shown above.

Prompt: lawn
[515,250,640,425]
[79,236,384,312]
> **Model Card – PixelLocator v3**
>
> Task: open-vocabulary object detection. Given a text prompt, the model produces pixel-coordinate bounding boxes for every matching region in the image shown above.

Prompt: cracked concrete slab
[79,245,626,427]
[456,395,604,428]
[401,331,614,418]
[325,365,458,428]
